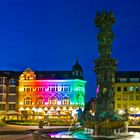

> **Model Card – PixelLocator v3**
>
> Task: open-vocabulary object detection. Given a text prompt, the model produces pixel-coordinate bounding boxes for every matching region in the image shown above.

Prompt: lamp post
[130,107,139,126]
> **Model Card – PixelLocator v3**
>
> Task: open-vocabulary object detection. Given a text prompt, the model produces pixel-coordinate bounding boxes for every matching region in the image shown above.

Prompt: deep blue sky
[0,0,140,102]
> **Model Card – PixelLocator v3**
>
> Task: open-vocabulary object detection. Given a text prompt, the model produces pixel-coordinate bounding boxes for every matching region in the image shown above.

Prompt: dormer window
[76,71,79,76]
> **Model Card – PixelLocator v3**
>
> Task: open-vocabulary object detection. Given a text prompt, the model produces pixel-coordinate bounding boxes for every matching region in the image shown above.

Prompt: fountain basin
[32,128,133,140]
[48,130,93,139]
[32,128,93,140]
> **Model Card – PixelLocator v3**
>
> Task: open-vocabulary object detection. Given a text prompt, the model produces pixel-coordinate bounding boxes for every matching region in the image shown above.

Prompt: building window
[129,95,134,100]
[0,86,3,93]
[123,87,127,92]
[9,104,16,110]
[51,87,55,92]
[130,78,139,82]
[117,104,121,108]
[130,86,134,92]
[37,97,44,105]
[9,79,16,86]
[48,96,57,105]
[24,97,32,105]
[0,86,6,93]
[120,78,127,82]
[123,104,127,109]
[117,95,121,100]
[123,95,127,100]
[136,86,140,92]
[64,87,68,92]
[8,95,16,102]
[0,95,6,102]
[61,96,70,105]
[0,104,5,110]
[56,87,58,91]
[35,88,38,91]
[61,87,63,91]
[136,95,140,100]
[27,88,30,92]
[117,87,121,92]
[9,87,16,93]
[76,71,79,76]
[0,77,6,85]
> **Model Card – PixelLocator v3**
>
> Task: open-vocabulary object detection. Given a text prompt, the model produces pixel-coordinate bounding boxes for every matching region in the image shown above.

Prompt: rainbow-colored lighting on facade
[18,68,86,119]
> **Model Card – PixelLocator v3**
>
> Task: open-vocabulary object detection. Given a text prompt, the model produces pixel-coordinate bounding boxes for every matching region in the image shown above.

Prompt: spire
[76,56,79,64]
[72,57,82,71]
[72,57,83,79]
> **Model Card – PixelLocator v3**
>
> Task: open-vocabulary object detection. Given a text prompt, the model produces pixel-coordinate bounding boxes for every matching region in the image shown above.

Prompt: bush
[0,120,6,127]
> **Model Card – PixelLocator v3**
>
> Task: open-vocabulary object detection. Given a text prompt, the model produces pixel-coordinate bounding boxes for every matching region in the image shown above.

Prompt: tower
[94,11,117,121]
[72,58,83,79]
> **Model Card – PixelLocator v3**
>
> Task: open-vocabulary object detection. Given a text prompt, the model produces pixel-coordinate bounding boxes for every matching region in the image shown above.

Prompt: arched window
[37,97,44,105]
[130,86,134,92]
[61,96,70,105]
[24,96,32,105]
[48,96,58,105]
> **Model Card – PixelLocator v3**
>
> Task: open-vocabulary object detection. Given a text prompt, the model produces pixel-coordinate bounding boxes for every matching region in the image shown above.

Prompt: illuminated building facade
[19,68,86,120]
[0,60,86,120]
[114,71,140,118]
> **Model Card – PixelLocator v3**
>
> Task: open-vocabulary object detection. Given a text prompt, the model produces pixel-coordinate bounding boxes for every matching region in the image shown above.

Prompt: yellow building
[114,71,140,120]
[18,67,86,120]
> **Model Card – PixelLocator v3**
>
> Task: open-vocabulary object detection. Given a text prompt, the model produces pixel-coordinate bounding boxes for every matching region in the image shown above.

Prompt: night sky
[0,0,140,102]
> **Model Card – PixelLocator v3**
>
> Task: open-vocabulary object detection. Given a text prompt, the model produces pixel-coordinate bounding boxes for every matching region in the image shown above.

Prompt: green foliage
[49,120,71,126]
[0,120,6,127]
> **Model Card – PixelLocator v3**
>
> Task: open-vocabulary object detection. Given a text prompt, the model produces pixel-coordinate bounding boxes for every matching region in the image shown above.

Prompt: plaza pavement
[0,125,69,140]
[0,124,69,132]
[1,125,140,140]
[0,133,33,140]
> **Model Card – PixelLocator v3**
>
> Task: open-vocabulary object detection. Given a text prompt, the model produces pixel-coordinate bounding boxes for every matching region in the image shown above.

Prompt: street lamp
[130,107,139,125]
[118,110,125,115]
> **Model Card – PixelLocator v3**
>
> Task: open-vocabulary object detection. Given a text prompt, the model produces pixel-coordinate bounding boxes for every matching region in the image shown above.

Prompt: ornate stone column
[94,11,118,135]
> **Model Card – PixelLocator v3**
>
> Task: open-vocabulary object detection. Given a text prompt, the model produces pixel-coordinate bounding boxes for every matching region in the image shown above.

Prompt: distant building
[0,60,86,120]
[114,71,140,118]
[93,71,140,119]
[0,71,20,119]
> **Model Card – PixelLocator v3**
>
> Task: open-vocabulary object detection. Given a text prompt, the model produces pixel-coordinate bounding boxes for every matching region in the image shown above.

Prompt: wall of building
[114,73,140,122]
[0,68,86,120]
